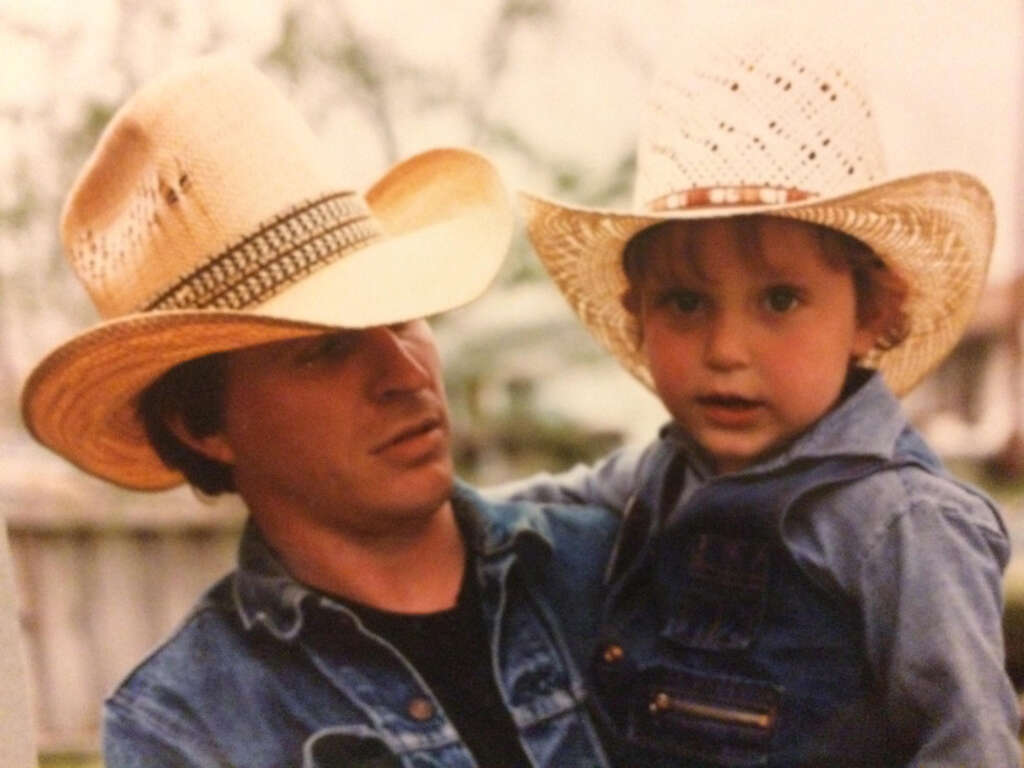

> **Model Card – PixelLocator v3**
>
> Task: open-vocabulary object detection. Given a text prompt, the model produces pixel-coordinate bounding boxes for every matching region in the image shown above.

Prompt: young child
[508,34,1021,767]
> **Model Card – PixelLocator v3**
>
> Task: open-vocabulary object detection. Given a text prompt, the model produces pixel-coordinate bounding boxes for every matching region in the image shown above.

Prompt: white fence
[6,477,244,753]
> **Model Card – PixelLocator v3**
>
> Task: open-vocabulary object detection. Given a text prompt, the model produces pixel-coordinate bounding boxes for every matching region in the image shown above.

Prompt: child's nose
[703,312,751,369]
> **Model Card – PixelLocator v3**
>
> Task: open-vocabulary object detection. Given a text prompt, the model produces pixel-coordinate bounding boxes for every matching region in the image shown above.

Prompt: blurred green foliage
[40,754,101,768]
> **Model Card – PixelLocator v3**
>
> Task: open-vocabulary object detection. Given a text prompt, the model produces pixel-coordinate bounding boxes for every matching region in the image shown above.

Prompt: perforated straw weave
[521,33,994,397]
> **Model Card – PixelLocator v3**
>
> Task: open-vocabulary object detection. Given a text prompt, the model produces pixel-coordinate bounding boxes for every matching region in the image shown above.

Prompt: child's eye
[763,286,800,313]
[663,290,704,314]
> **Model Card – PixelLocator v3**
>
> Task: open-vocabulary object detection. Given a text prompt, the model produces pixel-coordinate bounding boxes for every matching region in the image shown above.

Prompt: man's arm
[483,443,652,511]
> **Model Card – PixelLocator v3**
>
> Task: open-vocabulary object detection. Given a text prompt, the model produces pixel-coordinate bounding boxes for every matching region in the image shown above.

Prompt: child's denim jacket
[566,373,1019,767]
[102,483,617,768]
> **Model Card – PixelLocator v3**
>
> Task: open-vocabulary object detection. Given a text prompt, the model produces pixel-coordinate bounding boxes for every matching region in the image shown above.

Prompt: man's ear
[621,288,645,350]
[166,415,235,464]
[621,287,641,316]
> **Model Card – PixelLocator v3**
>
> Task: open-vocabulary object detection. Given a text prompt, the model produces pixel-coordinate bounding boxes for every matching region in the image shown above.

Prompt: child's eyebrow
[752,257,802,280]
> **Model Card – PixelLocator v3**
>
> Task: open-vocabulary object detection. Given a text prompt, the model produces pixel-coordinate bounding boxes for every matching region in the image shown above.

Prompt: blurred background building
[0,0,1022,763]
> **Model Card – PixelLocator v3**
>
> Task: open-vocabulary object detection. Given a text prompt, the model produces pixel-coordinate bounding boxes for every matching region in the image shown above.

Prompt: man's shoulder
[106,572,246,709]
[458,481,619,543]
[102,569,336,765]
[456,482,619,587]
[458,484,618,659]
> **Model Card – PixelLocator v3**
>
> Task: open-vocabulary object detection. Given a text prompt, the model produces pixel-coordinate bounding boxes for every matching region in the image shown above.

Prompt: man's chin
[390,462,456,514]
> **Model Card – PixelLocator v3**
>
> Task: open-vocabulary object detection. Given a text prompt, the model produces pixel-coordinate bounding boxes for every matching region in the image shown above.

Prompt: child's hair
[621,215,909,352]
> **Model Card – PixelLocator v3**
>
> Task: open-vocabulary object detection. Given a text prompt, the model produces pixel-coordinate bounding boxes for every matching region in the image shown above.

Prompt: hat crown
[60,55,381,319]
[634,37,887,211]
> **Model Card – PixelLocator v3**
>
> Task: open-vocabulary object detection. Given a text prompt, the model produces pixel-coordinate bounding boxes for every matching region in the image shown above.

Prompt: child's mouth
[698,394,759,409]
[697,394,763,424]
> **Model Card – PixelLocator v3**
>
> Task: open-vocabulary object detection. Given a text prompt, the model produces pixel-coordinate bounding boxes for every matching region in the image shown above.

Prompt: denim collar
[232,481,555,641]
[663,370,906,479]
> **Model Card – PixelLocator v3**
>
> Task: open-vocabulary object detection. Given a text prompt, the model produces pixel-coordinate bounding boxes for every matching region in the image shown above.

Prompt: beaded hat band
[143,191,382,312]
[22,55,513,490]
[521,35,994,397]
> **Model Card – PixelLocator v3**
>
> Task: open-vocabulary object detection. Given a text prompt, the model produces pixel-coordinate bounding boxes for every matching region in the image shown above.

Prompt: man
[21,55,616,767]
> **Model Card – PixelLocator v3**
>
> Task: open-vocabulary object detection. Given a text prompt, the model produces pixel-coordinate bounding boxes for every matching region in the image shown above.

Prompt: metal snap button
[407,696,434,721]
[601,644,625,663]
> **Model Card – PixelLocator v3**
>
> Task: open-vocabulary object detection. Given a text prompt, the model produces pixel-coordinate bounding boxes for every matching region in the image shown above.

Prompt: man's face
[210,320,454,536]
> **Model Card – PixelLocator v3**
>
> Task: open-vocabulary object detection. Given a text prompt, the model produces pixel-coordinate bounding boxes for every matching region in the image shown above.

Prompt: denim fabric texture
[503,372,1021,767]
[103,483,617,768]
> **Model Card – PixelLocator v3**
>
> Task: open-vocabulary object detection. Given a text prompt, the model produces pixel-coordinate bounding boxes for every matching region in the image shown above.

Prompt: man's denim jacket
[499,373,1022,767]
[103,483,618,768]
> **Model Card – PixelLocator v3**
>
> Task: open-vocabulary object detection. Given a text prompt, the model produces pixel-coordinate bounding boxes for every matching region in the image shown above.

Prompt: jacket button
[601,644,625,663]
[407,696,435,721]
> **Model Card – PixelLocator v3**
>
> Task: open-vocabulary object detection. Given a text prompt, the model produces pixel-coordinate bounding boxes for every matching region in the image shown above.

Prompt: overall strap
[677,423,947,537]
[602,439,687,613]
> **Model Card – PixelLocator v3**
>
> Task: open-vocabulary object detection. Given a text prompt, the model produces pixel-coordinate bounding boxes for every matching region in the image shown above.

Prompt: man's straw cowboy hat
[520,35,994,397]
[21,54,514,490]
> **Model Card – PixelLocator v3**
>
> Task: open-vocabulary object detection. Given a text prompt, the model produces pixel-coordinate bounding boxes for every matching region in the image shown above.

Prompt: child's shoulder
[814,459,1005,540]
[786,461,1010,593]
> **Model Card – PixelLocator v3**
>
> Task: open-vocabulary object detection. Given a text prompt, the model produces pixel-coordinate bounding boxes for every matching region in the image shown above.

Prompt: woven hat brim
[521,170,994,398]
[22,148,513,490]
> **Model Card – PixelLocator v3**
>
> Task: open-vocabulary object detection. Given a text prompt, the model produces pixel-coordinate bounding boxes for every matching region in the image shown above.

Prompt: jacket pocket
[628,666,781,766]
[304,731,402,768]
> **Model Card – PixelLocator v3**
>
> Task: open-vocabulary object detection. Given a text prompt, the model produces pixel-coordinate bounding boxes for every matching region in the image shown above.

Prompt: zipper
[648,691,774,730]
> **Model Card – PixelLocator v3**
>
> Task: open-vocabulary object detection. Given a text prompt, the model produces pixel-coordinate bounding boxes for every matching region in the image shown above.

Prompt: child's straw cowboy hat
[21,54,514,490]
[521,36,994,397]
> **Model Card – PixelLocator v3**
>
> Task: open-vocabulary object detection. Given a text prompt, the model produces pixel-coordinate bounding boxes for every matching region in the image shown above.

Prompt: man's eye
[296,333,356,365]
[764,286,799,313]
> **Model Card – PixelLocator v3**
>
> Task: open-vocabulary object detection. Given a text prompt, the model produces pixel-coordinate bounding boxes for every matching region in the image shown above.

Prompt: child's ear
[852,323,880,360]
[852,270,908,359]
[167,415,235,464]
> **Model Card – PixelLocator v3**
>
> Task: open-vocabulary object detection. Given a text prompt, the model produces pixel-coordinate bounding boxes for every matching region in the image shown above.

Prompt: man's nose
[366,325,433,398]
[703,311,751,369]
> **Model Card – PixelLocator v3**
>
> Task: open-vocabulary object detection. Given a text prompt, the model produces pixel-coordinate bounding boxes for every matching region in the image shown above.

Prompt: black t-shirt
[337,556,532,768]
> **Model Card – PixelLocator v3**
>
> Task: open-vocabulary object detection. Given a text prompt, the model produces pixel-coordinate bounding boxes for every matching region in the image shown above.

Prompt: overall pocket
[660,533,772,651]
[628,666,781,767]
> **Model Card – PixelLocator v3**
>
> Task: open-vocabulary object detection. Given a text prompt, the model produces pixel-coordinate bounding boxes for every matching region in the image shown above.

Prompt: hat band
[646,185,815,211]
[144,191,384,311]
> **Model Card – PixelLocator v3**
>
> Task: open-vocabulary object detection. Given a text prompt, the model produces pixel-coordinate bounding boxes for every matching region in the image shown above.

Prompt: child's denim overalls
[590,426,983,767]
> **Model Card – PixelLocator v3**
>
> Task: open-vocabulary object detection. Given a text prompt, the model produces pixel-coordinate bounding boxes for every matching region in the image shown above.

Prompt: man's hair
[622,215,909,351]
[138,352,235,495]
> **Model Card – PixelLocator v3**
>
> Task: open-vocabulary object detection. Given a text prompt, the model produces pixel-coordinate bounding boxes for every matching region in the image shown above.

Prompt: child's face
[628,217,879,474]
